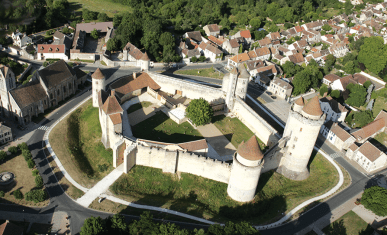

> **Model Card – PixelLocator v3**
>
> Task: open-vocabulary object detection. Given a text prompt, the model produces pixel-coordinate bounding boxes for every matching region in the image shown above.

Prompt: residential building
[37,44,68,60]
[0,220,24,235]
[323,74,341,86]
[288,52,304,65]
[203,24,220,37]
[198,42,223,62]
[347,141,387,172]
[184,31,204,44]
[258,37,273,48]
[320,96,348,122]
[267,78,293,100]
[11,32,32,48]
[231,30,252,44]
[0,123,12,144]
[227,53,250,69]
[320,121,355,150]
[222,39,239,55]
[254,47,271,61]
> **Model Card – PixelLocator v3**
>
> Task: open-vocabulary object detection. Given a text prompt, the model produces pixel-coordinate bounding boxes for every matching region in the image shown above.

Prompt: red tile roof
[102,95,123,115]
[324,74,341,83]
[178,139,208,151]
[110,113,122,125]
[0,221,24,235]
[37,44,65,54]
[352,118,385,141]
[240,30,252,39]
[92,68,105,80]
[229,53,250,63]
[358,141,382,162]
[237,136,263,161]
[110,72,161,96]
[302,96,323,117]
[295,96,305,106]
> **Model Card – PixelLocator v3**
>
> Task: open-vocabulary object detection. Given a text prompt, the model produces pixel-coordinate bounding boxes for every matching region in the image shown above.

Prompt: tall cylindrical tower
[92,68,106,107]
[227,136,264,202]
[225,67,238,111]
[277,96,325,180]
[293,96,304,113]
[140,52,150,71]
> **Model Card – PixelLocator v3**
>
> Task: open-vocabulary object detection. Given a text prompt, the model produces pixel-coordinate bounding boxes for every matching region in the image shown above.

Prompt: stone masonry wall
[232,97,279,147]
[70,50,96,61]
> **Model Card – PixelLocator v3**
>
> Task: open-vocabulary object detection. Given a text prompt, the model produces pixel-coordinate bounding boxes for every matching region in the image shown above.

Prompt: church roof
[102,95,123,115]
[238,64,250,79]
[92,68,105,80]
[295,96,304,106]
[302,96,323,117]
[141,52,150,61]
[237,136,263,161]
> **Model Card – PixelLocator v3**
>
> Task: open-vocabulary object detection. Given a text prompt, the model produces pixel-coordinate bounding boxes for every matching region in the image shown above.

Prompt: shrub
[331,90,341,99]
[22,149,32,161]
[13,189,23,199]
[353,110,373,127]
[35,175,43,188]
[361,186,387,216]
[363,80,372,89]
[345,112,354,125]
[18,142,28,151]
[25,189,47,203]
[0,151,6,162]
[198,56,206,62]
[8,146,18,155]
[0,191,4,197]
[27,159,35,169]
[190,56,198,63]
[98,164,108,172]
[32,169,39,177]
[319,85,328,96]
[186,98,214,126]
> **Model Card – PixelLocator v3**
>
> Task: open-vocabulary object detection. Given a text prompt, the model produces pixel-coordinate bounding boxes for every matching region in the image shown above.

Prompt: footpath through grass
[127,101,152,114]
[131,111,203,143]
[213,115,267,151]
[111,152,339,224]
[49,100,113,188]
[174,66,224,79]
[322,211,373,235]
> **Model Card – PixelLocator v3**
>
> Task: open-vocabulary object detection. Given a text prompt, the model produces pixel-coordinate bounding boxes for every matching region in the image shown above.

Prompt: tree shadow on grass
[323,219,347,235]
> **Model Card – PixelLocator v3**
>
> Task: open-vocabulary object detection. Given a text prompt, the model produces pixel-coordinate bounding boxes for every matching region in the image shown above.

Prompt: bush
[22,149,32,161]
[13,189,23,200]
[0,151,6,162]
[353,110,373,127]
[186,98,214,126]
[98,164,108,172]
[331,90,341,99]
[0,191,4,197]
[32,169,39,177]
[345,112,354,125]
[18,142,28,151]
[319,85,328,96]
[8,146,18,155]
[198,56,206,62]
[25,189,47,203]
[364,80,372,89]
[361,186,387,216]
[27,159,35,169]
[190,56,198,63]
[35,175,43,188]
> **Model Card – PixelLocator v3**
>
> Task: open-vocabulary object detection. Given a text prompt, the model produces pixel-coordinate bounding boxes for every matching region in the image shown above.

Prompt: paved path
[196,123,236,159]
[76,165,124,207]
[263,100,291,124]
[353,204,387,228]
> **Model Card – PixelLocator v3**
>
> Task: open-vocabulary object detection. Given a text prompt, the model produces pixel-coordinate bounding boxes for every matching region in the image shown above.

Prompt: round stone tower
[92,68,106,108]
[225,67,238,111]
[277,96,325,181]
[293,96,304,113]
[227,136,264,202]
[140,52,150,71]
[235,63,249,100]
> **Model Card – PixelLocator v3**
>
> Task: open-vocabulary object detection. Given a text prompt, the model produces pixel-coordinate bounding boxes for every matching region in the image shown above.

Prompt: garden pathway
[352,204,387,228]
[76,164,124,207]
[196,124,236,158]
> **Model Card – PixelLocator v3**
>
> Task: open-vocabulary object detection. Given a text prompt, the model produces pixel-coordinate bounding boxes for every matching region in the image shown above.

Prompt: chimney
[111,89,115,97]
[133,72,137,79]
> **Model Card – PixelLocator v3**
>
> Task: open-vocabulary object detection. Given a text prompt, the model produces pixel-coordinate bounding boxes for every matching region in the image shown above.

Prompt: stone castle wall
[70,50,96,61]
[148,72,224,102]
[232,97,279,147]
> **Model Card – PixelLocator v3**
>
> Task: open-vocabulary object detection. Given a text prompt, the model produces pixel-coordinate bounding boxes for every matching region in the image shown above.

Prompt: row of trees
[81,212,260,235]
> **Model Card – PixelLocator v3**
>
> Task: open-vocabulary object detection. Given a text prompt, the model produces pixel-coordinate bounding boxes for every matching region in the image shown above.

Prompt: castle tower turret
[235,63,249,100]
[277,96,325,181]
[293,96,305,113]
[227,136,264,202]
[92,68,106,108]
[140,52,150,71]
[225,67,238,111]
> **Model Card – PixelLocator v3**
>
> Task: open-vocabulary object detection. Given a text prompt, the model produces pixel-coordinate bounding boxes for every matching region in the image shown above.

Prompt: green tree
[292,71,311,95]
[249,17,261,30]
[97,13,109,22]
[344,61,355,74]
[91,29,99,40]
[0,151,6,162]
[0,191,4,197]
[27,159,35,169]
[81,216,106,235]
[35,175,43,188]
[190,56,198,63]
[284,22,293,29]
[111,214,127,233]
[361,186,387,216]
[344,0,353,15]
[322,24,332,31]
[186,98,214,126]
[113,14,123,28]
[331,90,341,99]
[268,24,279,32]
[25,189,47,203]
[8,146,17,155]
[358,36,387,75]
[346,84,367,107]
[13,189,23,200]
[239,44,243,54]
[320,85,328,96]
[353,111,373,127]
[364,81,372,89]
[18,142,28,151]
[106,38,120,51]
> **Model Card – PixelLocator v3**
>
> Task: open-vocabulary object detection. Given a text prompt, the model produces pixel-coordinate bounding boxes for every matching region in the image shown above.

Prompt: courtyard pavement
[196,124,236,159]
[128,103,161,126]
[263,100,291,124]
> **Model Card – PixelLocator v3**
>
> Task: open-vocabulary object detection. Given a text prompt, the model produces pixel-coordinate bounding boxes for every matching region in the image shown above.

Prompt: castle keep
[92,60,324,202]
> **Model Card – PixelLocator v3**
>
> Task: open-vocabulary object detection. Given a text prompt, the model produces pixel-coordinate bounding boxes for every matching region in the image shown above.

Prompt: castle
[91,58,325,202]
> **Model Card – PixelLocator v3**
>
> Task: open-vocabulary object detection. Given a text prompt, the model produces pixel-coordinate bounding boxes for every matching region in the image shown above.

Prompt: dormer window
[49,47,52,52]
[56,47,59,52]
[40,46,44,50]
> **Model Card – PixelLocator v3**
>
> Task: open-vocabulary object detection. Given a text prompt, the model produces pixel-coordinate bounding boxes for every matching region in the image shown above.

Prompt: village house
[227,53,250,69]
[254,64,278,88]
[323,74,341,86]
[203,24,220,37]
[0,123,12,144]
[331,74,369,91]
[231,30,252,44]
[37,44,68,60]
[222,39,239,55]
[347,141,387,172]
[254,47,271,61]
[320,96,348,122]
[11,31,32,48]
[329,41,349,58]
[198,42,223,62]
[52,31,72,52]
[288,52,304,65]
[184,31,204,44]
[320,121,355,151]
[245,60,266,79]
[267,78,293,100]
[258,37,273,48]
[303,21,324,31]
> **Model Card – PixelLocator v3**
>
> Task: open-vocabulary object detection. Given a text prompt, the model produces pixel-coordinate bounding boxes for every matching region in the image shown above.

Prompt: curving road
[1,57,384,234]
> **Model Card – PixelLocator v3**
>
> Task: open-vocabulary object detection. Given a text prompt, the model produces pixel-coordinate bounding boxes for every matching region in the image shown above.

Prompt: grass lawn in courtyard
[110,151,341,224]
[127,101,152,114]
[68,0,133,18]
[174,66,224,80]
[213,115,266,151]
[49,99,113,188]
[131,111,203,143]
[0,153,49,207]
[322,211,373,235]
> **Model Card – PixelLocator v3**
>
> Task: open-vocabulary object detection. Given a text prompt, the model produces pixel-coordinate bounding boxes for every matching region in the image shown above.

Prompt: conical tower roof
[92,68,105,80]
[302,96,323,117]
[238,63,250,79]
[237,136,263,161]
[295,96,304,106]
[141,52,150,61]
[231,66,238,75]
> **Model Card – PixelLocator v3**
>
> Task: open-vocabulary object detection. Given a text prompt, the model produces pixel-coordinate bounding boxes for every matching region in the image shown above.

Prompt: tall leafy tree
[80,216,106,235]
[361,186,387,216]
[346,84,367,107]
[358,36,387,75]
[186,98,214,126]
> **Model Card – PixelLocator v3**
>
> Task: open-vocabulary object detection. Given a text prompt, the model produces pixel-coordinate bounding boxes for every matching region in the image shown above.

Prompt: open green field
[68,0,133,18]
[49,100,113,188]
[111,152,340,224]
[131,111,203,143]
[174,67,224,80]
[322,211,373,235]
[127,101,152,114]
[213,115,266,151]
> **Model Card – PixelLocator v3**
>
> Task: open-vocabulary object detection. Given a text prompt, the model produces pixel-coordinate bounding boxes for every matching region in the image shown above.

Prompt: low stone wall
[17,63,32,82]
[148,72,224,102]
[70,50,96,61]
[232,97,279,147]
[101,55,137,67]
[20,49,35,60]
